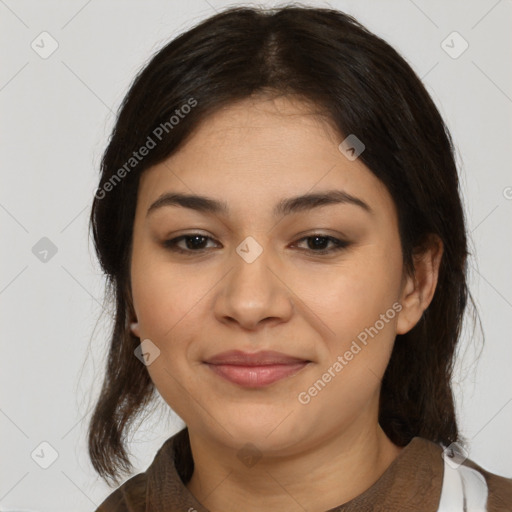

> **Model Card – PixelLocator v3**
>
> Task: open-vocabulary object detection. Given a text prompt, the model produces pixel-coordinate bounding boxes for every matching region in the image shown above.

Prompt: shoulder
[93,429,187,511]
[404,437,512,511]
[460,457,512,511]
[94,472,147,512]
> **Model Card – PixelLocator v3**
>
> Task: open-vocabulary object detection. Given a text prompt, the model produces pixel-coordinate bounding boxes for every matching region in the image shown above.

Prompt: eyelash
[161,233,350,256]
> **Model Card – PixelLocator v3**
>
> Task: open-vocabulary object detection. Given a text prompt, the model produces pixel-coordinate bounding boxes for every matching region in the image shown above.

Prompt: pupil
[309,236,327,250]
[188,236,206,249]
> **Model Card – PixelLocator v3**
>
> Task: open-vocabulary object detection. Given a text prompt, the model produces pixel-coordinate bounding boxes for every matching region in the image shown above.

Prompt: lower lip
[205,362,310,388]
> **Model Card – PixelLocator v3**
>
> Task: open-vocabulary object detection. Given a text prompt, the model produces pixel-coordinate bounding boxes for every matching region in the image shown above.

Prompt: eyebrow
[146,190,373,218]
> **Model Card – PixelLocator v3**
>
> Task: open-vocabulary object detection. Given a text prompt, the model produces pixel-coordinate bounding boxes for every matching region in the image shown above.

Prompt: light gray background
[1,0,511,510]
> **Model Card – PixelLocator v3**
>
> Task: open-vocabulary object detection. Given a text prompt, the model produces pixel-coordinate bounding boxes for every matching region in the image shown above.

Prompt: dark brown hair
[88,4,477,485]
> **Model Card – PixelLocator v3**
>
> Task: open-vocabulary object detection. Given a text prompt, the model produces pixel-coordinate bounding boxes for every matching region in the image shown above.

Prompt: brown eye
[161,233,350,256]
[293,235,350,255]
[162,234,218,254]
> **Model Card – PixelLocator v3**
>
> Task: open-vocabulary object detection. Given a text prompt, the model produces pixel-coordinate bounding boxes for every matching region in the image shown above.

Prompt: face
[129,95,411,455]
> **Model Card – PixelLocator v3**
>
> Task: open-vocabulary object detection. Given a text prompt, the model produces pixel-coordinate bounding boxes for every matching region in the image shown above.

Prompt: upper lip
[204,350,310,366]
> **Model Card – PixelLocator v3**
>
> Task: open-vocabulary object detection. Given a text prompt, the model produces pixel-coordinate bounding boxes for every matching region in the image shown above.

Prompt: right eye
[161,234,220,254]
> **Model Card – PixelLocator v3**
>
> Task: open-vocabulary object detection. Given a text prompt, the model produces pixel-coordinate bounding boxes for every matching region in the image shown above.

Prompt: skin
[129,94,443,511]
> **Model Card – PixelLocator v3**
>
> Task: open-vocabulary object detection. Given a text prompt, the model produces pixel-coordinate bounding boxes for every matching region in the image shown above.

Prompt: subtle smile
[203,350,311,388]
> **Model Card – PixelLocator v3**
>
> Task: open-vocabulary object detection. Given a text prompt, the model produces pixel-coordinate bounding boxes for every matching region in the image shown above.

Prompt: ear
[124,277,141,337]
[130,321,141,337]
[396,234,443,335]
[126,293,141,338]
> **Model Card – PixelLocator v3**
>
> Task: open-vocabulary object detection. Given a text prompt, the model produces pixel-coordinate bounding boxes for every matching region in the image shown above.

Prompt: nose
[212,238,294,331]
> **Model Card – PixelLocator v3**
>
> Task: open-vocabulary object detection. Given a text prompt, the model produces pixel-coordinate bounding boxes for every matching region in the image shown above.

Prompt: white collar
[437,447,488,511]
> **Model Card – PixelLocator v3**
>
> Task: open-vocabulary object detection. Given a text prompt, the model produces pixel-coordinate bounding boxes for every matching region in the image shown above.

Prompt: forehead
[136,96,396,224]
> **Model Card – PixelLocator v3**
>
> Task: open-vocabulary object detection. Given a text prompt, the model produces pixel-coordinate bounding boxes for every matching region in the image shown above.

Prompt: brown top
[95,428,512,511]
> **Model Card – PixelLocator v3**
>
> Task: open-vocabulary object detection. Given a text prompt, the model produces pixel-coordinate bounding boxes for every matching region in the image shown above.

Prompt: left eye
[294,235,350,254]
[162,233,350,255]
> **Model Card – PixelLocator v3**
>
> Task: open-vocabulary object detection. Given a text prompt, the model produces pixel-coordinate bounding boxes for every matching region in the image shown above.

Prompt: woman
[88,5,512,511]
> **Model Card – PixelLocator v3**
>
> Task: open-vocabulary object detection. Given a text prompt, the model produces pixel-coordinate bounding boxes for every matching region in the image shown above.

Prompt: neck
[185,422,403,512]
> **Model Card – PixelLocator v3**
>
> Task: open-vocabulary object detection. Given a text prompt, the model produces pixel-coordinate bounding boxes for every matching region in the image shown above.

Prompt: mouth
[203,350,311,388]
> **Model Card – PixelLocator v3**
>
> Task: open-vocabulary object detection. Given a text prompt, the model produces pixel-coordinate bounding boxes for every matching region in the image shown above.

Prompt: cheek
[307,245,401,328]
[130,253,204,421]
[297,266,400,421]
[130,245,199,344]
[306,242,402,376]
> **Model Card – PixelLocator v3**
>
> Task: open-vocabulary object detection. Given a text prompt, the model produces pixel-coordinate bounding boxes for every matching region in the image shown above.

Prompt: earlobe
[130,321,140,337]
[396,235,443,335]
[396,274,420,335]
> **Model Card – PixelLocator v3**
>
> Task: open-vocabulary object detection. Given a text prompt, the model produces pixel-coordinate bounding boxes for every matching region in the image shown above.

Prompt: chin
[212,411,306,452]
